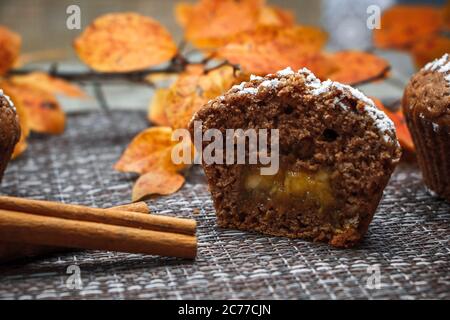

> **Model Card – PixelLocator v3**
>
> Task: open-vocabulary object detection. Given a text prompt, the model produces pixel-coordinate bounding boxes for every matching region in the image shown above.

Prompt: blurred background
[0,0,446,57]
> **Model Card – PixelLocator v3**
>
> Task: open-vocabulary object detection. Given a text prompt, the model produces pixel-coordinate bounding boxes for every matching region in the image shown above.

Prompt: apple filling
[243,168,334,211]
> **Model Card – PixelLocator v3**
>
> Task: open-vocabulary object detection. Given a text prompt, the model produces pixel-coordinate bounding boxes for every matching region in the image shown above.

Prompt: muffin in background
[403,53,450,202]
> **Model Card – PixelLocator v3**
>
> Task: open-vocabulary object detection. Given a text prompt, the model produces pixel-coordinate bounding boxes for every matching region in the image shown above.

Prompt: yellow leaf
[175,0,264,49]
[10,72,86,98]
[326,51,390,85]
[148,88,171,126]
[114,126,189,175]
[74,13,178,72]
[164,64,239,129]
[1,82,65,135]
[132,171,185,201]
[373,5,443,49]
[0,25,21,76]
[258,5,295,27]
[7,91,30,159]
[215,25,331,77]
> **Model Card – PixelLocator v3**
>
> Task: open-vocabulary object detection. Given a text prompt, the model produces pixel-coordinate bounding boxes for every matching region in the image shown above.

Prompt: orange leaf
[74,13,177,72]
[373,5,443,49]
[10,72,86,98]
[114,127,189,175]
[411,36,450,69]
[444,0,450,30]
[215,25,332,77]
[164,64,239,129]
[148,88,171,126]
[258,6,295,27]
[6,91,30,159]
[132,171,185,201]
[371,97,414,152]
[1,82,65,135]
[0,25,21,76]
[326,51,390,85]
[175,0,264,49]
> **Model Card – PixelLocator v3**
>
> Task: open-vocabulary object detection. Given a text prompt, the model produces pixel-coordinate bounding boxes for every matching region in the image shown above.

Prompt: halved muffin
[190,68,401,247]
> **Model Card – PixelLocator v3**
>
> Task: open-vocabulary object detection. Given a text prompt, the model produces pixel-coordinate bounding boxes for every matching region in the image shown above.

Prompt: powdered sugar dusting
[0,89,15,111]
[424,53,450,86]
[298,68,396,144]
[260,79,280,89]
[225,67,397,145]
[240,87,258,95]
[277,67,295,76]
[250,75,263,81]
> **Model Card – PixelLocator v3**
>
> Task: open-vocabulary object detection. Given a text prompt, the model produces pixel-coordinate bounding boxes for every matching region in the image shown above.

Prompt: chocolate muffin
[403,53,450,202]
[189,68,401,247]
[0,89,20,182]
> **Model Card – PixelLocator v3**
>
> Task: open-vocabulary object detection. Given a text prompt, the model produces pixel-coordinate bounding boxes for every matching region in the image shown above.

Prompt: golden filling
[243,168,334,211]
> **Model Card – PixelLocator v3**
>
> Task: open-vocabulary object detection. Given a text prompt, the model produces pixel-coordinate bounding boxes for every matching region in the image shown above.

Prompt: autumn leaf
[444,0,450,30]
[6,91,30,159]
[373,5,443,49]
[114,126,189,174]
[371,97,414,152]
[163,64,239,129]
[326,51,390,86]
[115,126,192,200]
[0,25,21,76]
[258,5,295,27]
[9,72,86,98]
[148,88,171,126]
[215,25,332,77]
[411,36,450,69]
[175,0,264,49]
[74,13,178,72]
[132,171,185,202]
[1,82,65,135]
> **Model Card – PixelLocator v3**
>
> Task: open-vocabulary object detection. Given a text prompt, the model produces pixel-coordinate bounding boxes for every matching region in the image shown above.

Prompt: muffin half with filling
[189,68,401,247]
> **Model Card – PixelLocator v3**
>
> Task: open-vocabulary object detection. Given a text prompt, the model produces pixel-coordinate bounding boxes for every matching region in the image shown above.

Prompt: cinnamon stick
[0,202,149,262]
[0,209,197,259]
[0,196,196,235]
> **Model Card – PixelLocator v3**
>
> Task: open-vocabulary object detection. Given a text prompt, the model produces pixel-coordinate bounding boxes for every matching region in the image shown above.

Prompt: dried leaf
[10,72,86,98]
[215,25,331,77]
[373,5,443,49]
[148,88,171,126]
[164,64,239,129]
[74,13,178,72]
[326,51,390,85]
[1,82,65,135]
[411,36,450,69]
[444,0,450,30]
[258,6,295,27]
[371,97,414,152]
[132,171,185,201]
[114,127,188,174]
[0,25,21,76]
[175,0,264,49]
[7,92,30,159]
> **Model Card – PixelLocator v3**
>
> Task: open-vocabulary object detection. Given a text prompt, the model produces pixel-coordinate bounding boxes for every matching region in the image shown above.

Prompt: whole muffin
[0,89,20,182]
[403,54,450,202]
[189,68,401,247]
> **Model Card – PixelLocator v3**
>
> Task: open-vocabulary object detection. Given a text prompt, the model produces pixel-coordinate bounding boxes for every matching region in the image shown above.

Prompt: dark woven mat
[0,111,449,300]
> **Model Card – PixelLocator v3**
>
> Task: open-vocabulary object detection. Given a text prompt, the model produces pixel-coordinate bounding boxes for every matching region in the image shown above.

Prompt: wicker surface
[0,111,449,300]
